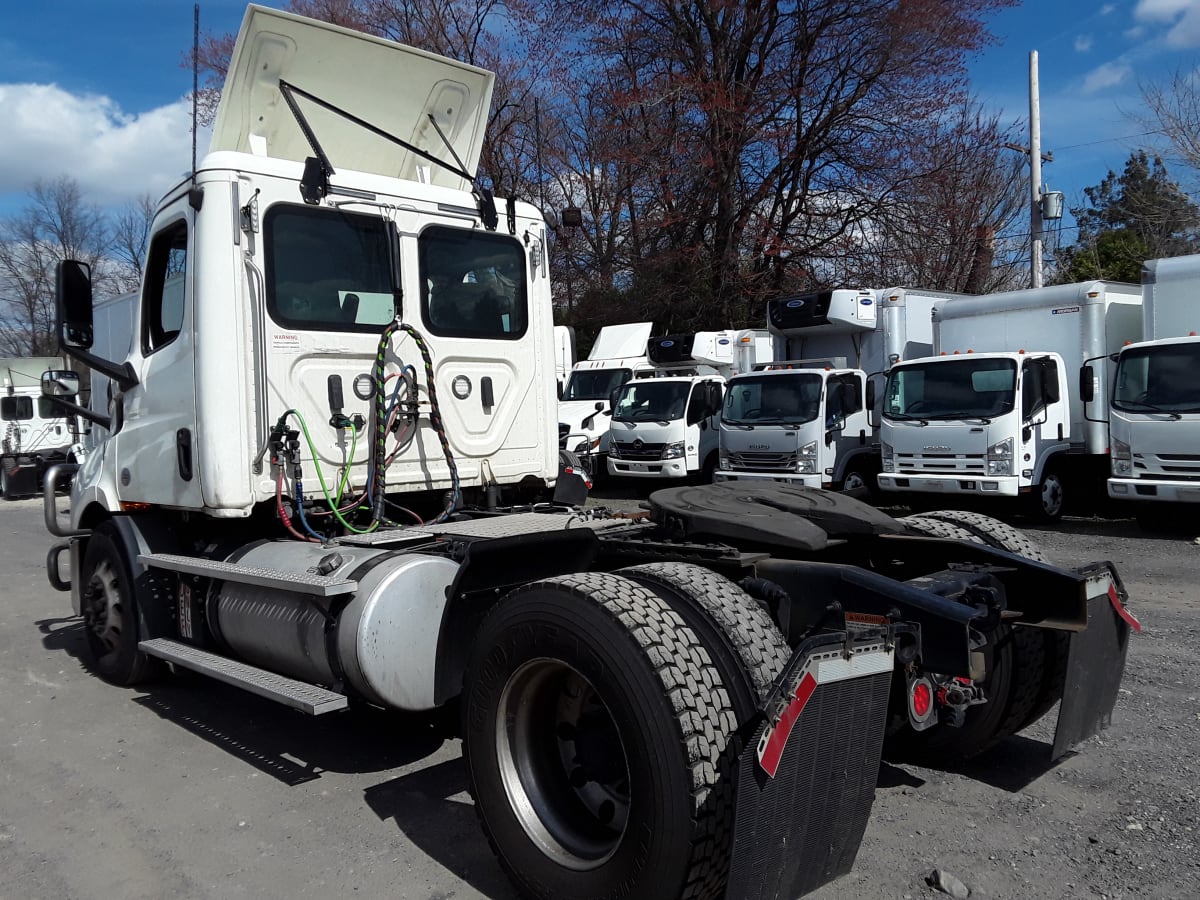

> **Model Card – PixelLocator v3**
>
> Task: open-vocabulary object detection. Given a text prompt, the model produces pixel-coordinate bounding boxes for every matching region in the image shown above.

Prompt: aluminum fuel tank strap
[138,553,357,597]
[337,512,632,545]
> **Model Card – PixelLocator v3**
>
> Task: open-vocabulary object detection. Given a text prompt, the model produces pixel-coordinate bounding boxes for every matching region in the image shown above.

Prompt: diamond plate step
[138,553,356,597]
[139,639,348,715]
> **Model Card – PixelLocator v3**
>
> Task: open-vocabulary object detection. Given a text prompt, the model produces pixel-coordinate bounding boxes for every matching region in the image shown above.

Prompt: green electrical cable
[286,410,377,534]
[335,421,358,505]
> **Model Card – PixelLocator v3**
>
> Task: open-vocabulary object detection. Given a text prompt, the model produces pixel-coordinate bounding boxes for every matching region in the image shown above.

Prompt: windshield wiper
[887,412,929,425]
[1121,400,1183,420]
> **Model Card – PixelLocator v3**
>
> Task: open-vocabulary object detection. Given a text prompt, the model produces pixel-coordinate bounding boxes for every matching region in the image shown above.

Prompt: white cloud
[0,83,203,209]
[1101,3,1117,14]
[1125,25,1148,38]
[1135,0,1200,47]
[1075,34,1095,52]
[1082,61,1133,92]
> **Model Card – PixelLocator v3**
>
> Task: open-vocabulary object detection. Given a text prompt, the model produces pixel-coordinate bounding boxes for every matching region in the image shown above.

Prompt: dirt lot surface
[1,492,1197,900]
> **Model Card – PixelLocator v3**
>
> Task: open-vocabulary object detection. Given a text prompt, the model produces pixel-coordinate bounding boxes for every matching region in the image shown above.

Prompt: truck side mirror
[1078,365,1094,403]
[41,370,80,398]
[56,259,94,350]
[866,381,876,410]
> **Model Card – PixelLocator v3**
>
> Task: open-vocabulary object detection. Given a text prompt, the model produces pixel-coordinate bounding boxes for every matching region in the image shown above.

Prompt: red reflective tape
[1108,583,1142,634]
[758,671,818,778]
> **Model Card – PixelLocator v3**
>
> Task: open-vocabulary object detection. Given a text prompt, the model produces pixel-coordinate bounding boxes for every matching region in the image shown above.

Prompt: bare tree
[110,194,159,294]
[1137,68,1200,181]
[0,178,110,356]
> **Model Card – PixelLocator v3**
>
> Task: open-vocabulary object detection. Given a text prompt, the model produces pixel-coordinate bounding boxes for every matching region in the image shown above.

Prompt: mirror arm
[61,343,139,391]
[42,395,114,432]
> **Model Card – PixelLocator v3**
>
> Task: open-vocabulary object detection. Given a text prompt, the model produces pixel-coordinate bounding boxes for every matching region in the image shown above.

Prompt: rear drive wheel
[889,513,1046,762]
[79,522,161,685]
[618,562,789,718]
[919,509,1066,730]
[463,572,737,900]
[839,462,877,503]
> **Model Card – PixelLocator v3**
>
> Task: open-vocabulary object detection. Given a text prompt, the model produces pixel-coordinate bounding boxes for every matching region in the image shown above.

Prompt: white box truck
[1,356,83,498]
[557,321,653,474]
[35,8,1137,899]
[718,287,962,494]
[1107,254,1200,525]
[607,329,769,482]
[878,281,1142,519]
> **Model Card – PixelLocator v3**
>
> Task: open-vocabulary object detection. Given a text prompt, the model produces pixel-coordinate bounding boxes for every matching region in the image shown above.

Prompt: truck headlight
[661,441,686,460]
[881,441,895,473]
[798,440,817,458]
[608,443,621,459]
[986,437,1013,476]
[795,458,817,475]
[1112,437,1132,475]
[718,453,730,470]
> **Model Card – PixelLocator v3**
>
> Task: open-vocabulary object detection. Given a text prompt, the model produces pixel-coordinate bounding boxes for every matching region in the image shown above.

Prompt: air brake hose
[371,322,460,525]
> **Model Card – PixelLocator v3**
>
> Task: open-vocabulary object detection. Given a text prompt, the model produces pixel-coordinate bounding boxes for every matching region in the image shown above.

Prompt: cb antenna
[189,4,203,210]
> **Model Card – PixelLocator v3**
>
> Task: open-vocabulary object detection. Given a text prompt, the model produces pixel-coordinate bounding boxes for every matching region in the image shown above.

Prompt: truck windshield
[723,373,821,425]
[1114,342,1200,413]
[563,368,632,402]
[266,204,397,331]
[612,380,690,422]
[885,358,1016,419]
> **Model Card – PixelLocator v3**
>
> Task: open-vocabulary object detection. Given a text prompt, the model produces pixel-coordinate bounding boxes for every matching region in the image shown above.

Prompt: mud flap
[1052,562,1137,761]
[726,632,893,900]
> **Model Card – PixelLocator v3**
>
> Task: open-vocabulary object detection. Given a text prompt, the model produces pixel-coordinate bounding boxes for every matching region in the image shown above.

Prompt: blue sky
[2,0,1200,234]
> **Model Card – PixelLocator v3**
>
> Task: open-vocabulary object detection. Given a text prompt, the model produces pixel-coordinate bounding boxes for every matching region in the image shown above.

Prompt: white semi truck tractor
[1106,254,1200,527]
[878,281,1142,520]
[39,8,1138,900]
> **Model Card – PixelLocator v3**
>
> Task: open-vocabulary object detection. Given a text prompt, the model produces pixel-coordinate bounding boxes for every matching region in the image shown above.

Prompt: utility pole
[1029,50,1043,289]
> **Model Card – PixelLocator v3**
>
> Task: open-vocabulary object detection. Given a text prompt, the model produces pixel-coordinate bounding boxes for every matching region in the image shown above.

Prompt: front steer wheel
[79,522,162,685]
[462,571,737,900]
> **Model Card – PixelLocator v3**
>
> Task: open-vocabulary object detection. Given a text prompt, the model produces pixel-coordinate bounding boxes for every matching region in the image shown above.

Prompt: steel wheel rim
[84,560,124,652]
[495,657,631,870]
[1041,474,1064,517]
[843,471,866,493]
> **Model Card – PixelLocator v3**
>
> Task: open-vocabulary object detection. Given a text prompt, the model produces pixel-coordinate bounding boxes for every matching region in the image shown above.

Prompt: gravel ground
[1,491,1197,899]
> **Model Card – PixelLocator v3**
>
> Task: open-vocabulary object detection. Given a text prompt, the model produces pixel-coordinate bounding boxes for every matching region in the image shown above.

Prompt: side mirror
[56,260,94,350]
[1078,365,1094,403]
[41,370,80,398]
[866,381,876,410]
[594,401,604,411]
[609,388,621,410]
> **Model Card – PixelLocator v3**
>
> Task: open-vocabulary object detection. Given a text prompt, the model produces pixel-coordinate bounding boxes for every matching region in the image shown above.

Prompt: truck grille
[896,452,985,475]
[611,440,665,461]
[1134,452,1200,480]
[726,451,797,472]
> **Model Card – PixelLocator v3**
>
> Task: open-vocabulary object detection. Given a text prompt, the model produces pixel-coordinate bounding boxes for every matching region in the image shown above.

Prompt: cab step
[138,553,356,597]
[138,638,349,715]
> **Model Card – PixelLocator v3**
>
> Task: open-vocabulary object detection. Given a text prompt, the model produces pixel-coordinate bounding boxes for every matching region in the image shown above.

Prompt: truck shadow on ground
[882,733,1074,794]
[36,617,448,786]
[364,759,517,899]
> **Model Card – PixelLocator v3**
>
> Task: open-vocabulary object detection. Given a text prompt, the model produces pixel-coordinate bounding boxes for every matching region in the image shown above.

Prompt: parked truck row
[33,7,1135,900]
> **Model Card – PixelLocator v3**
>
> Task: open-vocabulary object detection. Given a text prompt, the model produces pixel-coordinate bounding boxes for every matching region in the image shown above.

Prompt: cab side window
[142,220,188,354]
[1,396,33,420]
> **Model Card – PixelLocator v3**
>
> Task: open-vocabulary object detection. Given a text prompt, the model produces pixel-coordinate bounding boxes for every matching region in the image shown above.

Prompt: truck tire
[463,572,738,900]
[921,510,1068,733]
[890,513,1046,762]
[0,464,12,500]
[1024,468,1066,521]
[918,509,1050,562]
[699,452,718,485]
[617,562,790,718]
[79,522,161,685]
[838,461,877,503]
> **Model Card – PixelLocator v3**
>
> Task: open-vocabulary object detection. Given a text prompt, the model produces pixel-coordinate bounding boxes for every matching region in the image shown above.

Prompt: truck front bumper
[1108,477,1200,504]
[878,472,1019,497]
[714,470,824,489]
[608,458,689,478]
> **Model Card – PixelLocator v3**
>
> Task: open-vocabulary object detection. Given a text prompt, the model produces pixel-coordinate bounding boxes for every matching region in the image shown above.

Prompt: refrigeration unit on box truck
[1107,254,1200,524]
[878,281,1142,519]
